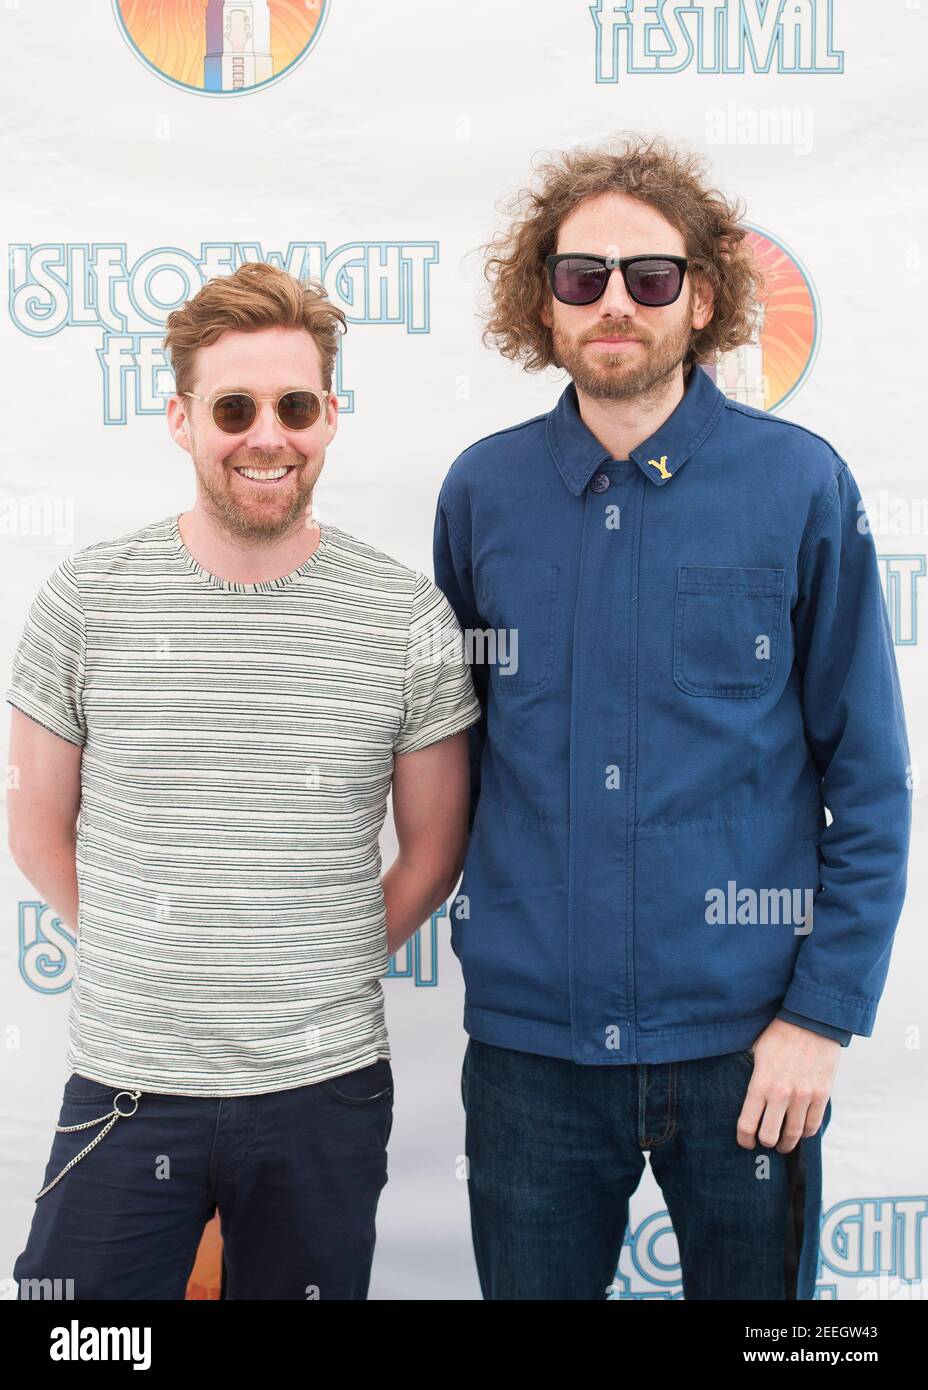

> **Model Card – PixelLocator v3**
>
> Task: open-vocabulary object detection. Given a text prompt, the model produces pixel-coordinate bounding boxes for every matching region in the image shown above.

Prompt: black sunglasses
[546,253,688,307]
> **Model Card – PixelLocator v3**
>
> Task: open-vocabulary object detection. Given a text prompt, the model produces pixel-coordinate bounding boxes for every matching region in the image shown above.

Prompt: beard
[191,445,321,542]
[551,310,694,404]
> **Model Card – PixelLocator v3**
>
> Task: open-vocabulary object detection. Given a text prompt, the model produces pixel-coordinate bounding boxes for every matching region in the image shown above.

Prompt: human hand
[736,1018,841,1153]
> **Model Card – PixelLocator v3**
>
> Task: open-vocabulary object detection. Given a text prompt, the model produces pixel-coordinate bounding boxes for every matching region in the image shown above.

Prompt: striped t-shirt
[6,514,482,1096]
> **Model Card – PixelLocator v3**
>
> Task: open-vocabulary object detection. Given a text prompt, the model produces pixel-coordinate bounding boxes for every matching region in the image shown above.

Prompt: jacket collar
[545,362,727,496]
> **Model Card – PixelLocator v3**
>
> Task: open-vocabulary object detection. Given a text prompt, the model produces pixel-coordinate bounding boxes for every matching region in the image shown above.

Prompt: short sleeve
[5,555,87,747]
[393,572,482,756]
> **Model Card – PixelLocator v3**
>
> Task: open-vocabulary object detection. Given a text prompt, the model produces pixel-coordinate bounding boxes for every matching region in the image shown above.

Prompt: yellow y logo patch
[647,455,671,480]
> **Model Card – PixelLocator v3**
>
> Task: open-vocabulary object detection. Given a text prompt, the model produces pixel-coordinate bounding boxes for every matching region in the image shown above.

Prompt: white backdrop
[1,0,926,1300]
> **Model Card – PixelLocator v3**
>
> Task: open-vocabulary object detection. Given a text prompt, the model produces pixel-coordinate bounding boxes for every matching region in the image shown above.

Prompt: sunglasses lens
[277,390,321,430]
[212,394,257,433]
[625,259,682,306]
[552,257,609,305]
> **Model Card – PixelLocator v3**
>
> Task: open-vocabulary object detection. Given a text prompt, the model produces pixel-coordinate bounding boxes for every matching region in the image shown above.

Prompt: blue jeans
[461,1039,831,1300]
[14,1060,393,1300]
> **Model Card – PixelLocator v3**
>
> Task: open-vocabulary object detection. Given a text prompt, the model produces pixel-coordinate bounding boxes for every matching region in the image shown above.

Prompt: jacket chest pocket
[673,565,784,698]
[476,560,559,695]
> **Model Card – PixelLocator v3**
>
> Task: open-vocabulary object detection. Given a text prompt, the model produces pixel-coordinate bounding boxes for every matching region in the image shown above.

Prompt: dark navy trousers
[462,1039,831,1300]
[14,1059,393,1301]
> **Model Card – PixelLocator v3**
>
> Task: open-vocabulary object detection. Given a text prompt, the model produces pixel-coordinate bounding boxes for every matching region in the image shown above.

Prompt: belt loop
[35,1090,142,1201]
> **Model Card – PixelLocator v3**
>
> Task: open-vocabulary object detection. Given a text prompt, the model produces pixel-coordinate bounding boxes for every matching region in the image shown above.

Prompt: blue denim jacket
[433,364,911,1064]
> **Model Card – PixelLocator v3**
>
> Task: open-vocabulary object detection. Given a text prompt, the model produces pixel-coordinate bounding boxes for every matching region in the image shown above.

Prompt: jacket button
[591,473,610,492]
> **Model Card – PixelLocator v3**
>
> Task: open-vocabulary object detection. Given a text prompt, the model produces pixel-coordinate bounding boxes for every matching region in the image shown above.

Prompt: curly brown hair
[479,132,763,375]
[163,261,346,398]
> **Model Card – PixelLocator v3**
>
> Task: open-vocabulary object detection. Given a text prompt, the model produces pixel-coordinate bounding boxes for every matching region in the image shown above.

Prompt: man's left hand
[736,1018,841,1153]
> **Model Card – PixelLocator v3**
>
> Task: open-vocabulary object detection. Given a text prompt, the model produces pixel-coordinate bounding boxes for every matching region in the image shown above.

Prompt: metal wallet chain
[35,1090,142,1201]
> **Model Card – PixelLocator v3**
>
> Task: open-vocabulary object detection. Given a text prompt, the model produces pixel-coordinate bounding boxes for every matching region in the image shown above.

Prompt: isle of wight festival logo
[8,240,438,422]
[19,899,443,994]
[590,0,843,81]
[113,0,330,96]
[609,1200,928,1299]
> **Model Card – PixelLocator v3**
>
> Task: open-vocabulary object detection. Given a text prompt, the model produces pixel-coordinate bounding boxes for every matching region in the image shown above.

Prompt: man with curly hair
[433,134,910,1300]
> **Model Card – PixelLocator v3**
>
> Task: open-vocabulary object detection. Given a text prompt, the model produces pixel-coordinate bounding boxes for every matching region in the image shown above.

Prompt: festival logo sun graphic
[113,0,331,96]
[707,227,819,413]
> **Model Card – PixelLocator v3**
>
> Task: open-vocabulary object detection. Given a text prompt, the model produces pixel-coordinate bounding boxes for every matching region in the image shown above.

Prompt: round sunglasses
[181,388,329,434]
[546,253,688,307]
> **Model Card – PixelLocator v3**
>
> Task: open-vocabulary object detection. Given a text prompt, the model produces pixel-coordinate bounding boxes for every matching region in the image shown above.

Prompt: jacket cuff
[776,1007,853,1046]
[780,977,875,1035]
